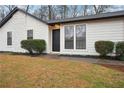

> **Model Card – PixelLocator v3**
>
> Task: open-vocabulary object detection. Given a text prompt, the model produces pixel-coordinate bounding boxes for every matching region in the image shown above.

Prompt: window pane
[7,32,12,45]
[65,26,74,49]
[27,30,33,39]
[76,25,86,49]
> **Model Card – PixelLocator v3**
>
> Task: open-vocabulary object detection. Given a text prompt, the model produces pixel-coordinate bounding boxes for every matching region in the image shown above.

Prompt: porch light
[55,24,60,28]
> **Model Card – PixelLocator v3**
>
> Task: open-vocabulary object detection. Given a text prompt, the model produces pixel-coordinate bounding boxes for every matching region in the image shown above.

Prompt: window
[65,26,74,49]
[64,24,86,50]
[76,25,86,49]
[7,32,12,45]
[27,30,33,39]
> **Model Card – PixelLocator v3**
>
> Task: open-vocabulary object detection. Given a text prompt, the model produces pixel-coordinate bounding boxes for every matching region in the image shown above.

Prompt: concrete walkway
[42,54,124,66]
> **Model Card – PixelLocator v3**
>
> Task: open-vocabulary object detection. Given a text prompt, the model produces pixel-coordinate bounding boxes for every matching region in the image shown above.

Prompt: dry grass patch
[0,54,124,88]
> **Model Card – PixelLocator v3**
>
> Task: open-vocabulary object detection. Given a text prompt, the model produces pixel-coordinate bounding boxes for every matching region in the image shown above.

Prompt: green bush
[116,41,124,60]
[95,41,114,57]
[21,39,46,55]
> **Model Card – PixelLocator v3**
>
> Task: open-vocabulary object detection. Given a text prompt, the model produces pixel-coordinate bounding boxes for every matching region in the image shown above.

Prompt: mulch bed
[100,64,124,72]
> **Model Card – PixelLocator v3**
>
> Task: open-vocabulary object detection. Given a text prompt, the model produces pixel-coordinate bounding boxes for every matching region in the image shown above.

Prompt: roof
[0,7,47,28]
[48,10,124,24]
[0,7,124,28]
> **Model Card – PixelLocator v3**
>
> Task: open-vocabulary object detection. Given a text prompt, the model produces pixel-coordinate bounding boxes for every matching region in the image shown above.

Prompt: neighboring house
[0,7,124,55]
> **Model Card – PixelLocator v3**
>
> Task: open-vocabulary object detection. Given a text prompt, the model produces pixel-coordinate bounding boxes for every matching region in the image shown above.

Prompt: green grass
[0,54,124,88]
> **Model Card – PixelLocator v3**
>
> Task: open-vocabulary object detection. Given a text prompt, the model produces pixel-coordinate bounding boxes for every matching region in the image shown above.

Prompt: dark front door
[52,29,60,52]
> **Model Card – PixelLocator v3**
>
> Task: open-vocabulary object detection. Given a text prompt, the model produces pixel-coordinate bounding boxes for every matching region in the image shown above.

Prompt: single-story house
[0,7,124,56]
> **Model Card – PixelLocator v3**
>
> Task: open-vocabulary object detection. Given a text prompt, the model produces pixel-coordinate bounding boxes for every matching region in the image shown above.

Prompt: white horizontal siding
[60,18,124,55]
[0,11,49,53]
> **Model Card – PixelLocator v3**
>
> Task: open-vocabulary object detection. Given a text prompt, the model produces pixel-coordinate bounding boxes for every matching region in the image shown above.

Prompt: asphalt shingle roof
[48,10,124,24]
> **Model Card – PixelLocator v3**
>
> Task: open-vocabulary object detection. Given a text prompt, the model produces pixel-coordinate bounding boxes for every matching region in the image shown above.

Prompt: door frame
[51,29,60,53]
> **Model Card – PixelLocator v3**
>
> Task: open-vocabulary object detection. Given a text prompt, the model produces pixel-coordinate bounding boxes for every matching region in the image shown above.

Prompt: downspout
[23,11,28,53]
[25,11,28,40]
[123,18,124,41]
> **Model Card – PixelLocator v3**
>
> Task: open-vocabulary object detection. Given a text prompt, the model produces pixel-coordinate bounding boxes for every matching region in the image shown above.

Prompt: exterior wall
[60,17,124,56]
[0,11,49,53]
[0,11,124,56]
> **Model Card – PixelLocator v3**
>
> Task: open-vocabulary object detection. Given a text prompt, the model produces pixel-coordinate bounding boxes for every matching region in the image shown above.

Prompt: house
[0,7,124,56]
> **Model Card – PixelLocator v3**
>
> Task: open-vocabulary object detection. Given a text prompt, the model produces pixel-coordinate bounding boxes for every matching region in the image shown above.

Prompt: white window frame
[64,25,75,50]
[27,29,33,40]
[63,23,87,51]
[7,32,12,46]
[75,24,86,50]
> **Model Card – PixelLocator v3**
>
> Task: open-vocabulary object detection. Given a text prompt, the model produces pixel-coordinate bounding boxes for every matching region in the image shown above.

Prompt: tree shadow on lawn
[99,64,124,73]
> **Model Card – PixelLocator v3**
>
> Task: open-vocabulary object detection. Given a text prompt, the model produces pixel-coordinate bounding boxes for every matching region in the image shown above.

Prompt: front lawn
[0,54,124,88]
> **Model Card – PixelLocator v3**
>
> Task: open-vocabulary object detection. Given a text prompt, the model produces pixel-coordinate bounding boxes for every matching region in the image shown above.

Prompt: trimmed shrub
[116,41,124,61]
[95,41,114,57]
[21,40,33,54]
[31,39,46,54]
[21,39,46,55]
